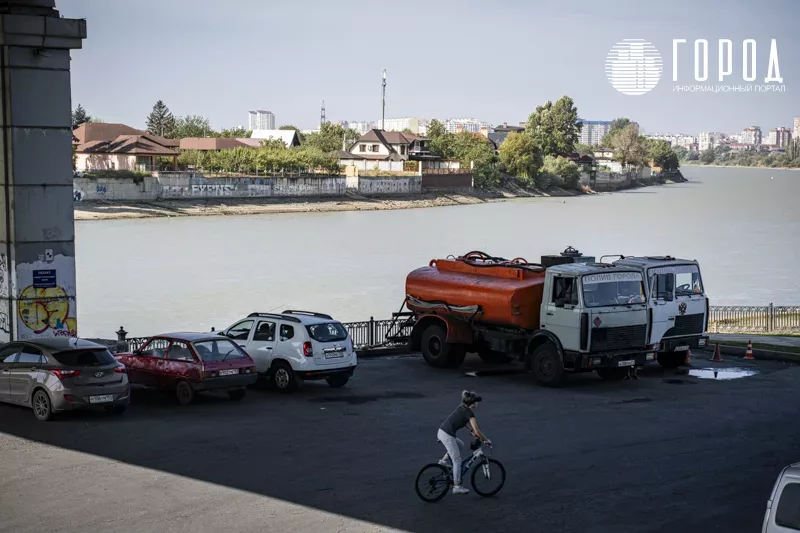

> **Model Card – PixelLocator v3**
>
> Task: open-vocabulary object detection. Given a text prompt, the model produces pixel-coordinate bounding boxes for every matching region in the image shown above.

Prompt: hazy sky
[61,0,799,135]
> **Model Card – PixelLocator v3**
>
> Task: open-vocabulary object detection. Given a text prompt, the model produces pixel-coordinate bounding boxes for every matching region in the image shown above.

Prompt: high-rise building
[443,118,490,134]
[741,126,762,145]
[248,110,275,131]
[346,121,374,135]
[380,117,428,134]
[794,117,800,140]
[699,132,723,151]
[766,127,792,148]
[578,120,612,146]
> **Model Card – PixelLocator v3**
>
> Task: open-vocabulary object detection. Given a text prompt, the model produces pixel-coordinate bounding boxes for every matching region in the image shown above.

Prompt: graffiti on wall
[0,253,8,299]
[73,189,84,201]
[96,185,107,193]
[191,184,235,194]
[16,254,77,339]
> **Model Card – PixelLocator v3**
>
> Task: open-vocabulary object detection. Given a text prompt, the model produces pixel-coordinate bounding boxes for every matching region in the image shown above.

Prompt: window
[167,341,194,362]
[776,482,800,530]
[371,144,379,152]
[359,144,366,152]
[254,321,276,342]
[0,345,20,364]
[17,346,45,365]
[552,277,578,307]
[674,266,703,297]
[192,339,248,362]
[400,145,406,155]
[227,320,254,340]
[51,349,117,366]
[650,273,675,301]
[582,276,646,307]
[306,322,348,342]
[138,338,169,359]
[280,324,295,341]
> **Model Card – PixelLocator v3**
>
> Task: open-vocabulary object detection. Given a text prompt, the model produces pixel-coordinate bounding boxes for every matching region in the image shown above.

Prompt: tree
[72,104,91,127]
[498,132,541,180]
[427,119,455,159]
[219,127,252,138]
[786,139,800,161]
[647,139,680,171]
[699,148,716,164]
[401,127,413,134]
[574,143,594,157]
[303,122,357,153]
[146,100,176,138]
[541,155,581,189]
[525,96,581,157]
[673,146,689,161]
[608,124,648,170]
[601,118,637,147]
[172,115,214,138]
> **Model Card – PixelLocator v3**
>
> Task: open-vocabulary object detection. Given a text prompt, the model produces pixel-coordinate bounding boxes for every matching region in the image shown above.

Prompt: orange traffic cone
[711,343,723,362]
[744,340,755,360]
[684,348,692,366]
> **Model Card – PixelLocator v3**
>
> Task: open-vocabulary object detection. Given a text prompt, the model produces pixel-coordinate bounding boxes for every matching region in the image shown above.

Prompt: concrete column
[0,0,87,342]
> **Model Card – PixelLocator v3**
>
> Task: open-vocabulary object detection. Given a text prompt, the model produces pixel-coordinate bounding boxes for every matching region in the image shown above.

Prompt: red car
[115,333,258,405]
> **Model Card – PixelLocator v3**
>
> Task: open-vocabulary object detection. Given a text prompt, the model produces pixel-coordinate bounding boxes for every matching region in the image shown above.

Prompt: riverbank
[73,184,588,221]
[72,176,679,221]
[683,163,800,171]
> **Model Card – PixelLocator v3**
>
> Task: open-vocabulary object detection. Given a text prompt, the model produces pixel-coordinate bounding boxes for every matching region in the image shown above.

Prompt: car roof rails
[281,310,333,320]
[247,312,301,323]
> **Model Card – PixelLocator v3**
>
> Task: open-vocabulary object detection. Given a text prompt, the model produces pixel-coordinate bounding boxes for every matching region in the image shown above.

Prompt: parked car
[220,310,357,392]
[115,333,258,405]
[0,338,130,421]
[762,462,800,532]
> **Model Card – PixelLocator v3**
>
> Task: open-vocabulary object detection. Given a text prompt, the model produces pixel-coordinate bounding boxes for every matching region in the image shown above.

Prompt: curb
[712,344,800,364]
[356,346,413,358]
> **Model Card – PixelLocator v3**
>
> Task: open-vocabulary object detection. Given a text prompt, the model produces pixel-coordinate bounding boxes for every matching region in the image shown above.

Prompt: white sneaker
[438,459,451,467]
[452,485,470,495]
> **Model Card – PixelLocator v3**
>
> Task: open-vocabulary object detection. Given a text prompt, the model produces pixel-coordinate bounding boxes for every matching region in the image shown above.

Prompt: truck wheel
[421,324,466,368]
[530,343,565,387]
[658,352,684,369]
[597,368,628,381]
[477,350,511,364]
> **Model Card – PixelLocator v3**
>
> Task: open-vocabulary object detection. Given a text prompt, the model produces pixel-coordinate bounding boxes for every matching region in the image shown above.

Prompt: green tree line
[679,139,800,169]
[178,141,340,175]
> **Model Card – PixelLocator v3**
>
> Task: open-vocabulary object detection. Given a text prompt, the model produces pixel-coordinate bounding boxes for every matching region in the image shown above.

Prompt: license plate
[674,345,689,351]
[325,352,345,359]
[89,394,114,404]
[617,360,635,367]
[218,369,239,376]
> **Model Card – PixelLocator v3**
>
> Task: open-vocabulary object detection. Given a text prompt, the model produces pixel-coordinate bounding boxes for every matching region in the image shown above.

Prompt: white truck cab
[611,256,709,368]
[762,462,800,532]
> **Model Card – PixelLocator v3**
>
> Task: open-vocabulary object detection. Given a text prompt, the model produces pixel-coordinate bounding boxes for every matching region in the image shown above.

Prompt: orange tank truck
[403,250,654,387]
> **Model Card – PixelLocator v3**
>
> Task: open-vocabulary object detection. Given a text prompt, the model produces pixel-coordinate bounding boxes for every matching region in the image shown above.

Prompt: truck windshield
[582,273,645,308]
[648,264,703,297]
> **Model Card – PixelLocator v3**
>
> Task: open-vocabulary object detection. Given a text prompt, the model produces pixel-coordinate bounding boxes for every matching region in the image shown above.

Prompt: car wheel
[271,362,299,393]
[32,389,53,421]
[176,381,195,406]
[421,324,467,368]
[228,388,247,401]
[529,342,566,387]
[326,375,349,388]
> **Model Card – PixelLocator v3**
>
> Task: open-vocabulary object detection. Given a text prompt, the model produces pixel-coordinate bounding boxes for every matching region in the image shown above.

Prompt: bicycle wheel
[471,458,506,497]
[415,463,451,503]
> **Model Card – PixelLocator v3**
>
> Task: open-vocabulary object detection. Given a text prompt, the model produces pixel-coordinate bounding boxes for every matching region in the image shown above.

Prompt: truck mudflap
[569,350,656,372]
[660,335,709,352]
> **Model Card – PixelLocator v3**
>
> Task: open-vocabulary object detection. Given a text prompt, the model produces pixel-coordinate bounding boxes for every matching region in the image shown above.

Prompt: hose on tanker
[458,250,546,273]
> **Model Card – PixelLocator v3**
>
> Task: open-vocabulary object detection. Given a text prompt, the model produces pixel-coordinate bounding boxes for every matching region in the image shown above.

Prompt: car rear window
[776,482,800,530]
[306,322,348,343]
[192,339,248,362]
[51,349,116,367]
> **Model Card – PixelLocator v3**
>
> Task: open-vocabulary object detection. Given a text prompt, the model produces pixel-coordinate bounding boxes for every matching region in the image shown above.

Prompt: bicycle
[414,436,506,502]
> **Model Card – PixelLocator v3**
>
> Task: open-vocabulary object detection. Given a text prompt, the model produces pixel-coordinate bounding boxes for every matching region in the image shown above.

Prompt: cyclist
[437,390,491,495]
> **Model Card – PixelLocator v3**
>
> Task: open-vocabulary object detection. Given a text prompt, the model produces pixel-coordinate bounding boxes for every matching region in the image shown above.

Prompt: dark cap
[462,390,482,404]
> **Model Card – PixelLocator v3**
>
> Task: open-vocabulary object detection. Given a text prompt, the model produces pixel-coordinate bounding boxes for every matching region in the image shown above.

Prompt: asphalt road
[1,352,799,533]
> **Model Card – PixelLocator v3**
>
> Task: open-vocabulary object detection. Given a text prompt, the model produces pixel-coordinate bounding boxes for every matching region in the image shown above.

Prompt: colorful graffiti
[18,285,77,337]
[73,189,85,201]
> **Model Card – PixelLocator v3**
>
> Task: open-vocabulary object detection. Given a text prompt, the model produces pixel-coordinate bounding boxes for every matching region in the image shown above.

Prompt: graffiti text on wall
[191,184,235,193]
[73,190,84,201]
[18,285,77,337]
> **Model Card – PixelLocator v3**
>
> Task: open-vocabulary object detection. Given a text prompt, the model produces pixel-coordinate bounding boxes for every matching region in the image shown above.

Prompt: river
[75,166,800,338]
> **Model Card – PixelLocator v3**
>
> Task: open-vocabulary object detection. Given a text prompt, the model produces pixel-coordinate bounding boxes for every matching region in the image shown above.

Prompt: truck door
[648,270,675,346]
[543,276,581,352]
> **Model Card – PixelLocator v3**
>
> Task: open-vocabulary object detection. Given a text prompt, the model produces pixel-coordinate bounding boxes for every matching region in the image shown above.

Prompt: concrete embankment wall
[73,172,347,202]
[347,175,423,195]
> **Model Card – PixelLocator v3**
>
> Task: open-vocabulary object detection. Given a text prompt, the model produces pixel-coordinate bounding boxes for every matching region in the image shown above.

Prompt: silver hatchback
[0,338,130,421]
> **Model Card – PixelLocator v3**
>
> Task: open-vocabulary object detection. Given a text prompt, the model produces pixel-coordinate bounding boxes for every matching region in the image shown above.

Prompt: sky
[60,0,799,135]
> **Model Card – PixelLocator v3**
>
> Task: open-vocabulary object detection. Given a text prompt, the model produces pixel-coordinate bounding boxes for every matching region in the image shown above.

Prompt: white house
[250,129,301,147]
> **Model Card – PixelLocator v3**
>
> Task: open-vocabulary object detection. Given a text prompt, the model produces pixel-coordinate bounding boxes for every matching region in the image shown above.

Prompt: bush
[541,155,580,190]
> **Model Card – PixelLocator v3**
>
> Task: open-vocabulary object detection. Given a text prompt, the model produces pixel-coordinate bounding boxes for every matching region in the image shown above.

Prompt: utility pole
[381,69,386,130]
[320,100,326,129]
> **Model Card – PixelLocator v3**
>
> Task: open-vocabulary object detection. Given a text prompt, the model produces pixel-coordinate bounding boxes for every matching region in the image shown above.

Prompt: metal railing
[110,304,800,354]
[709,304,800,333]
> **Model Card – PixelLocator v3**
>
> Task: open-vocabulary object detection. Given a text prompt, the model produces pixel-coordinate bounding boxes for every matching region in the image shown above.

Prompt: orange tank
[405,257,546,330]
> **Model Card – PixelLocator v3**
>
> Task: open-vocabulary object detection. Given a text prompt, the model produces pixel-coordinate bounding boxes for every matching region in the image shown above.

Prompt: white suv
[220,310,356,392]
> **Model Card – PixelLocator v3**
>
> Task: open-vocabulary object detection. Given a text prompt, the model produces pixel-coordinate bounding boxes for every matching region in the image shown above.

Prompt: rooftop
[78,135,179,156]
